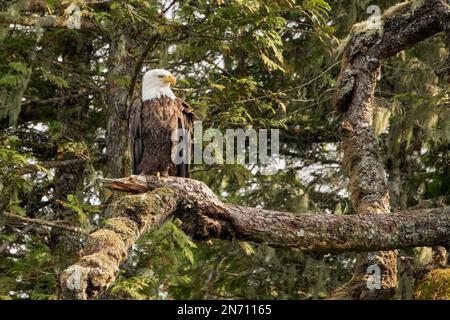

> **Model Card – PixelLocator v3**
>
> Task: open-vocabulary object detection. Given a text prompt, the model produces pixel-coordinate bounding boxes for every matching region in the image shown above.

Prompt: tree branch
[59,175,450,300]
[18,156,105,175]
[1,211,85,234]
[18,159,86,175]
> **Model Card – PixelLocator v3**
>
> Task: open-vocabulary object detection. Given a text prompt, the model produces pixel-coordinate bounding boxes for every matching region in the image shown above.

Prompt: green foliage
[0,237,58,299]
[110,219,197,299]
[60,194,99,231]
[0,136,32,211]
[111,275,157,300]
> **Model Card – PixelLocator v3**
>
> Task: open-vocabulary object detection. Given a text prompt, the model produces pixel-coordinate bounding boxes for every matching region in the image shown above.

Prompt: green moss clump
[104,217,138,241]
[416,269,450,300]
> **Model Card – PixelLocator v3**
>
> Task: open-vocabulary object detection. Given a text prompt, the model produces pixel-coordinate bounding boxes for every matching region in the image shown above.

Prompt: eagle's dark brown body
[128,96,194,177]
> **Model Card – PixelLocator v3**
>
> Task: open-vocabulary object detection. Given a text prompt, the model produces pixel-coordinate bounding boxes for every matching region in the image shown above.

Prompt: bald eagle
[128,69,194,177]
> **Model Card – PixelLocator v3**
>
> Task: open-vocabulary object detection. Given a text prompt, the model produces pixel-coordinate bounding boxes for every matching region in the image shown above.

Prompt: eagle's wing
[176,98,195,178]
[128,98,143,175]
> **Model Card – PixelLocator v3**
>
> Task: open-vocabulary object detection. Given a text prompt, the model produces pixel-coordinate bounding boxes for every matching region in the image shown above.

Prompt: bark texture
[59,175,450,300]
[333,0,450,299]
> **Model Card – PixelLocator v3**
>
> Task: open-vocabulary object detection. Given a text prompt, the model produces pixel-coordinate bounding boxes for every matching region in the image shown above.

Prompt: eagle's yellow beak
[162,74,176,86]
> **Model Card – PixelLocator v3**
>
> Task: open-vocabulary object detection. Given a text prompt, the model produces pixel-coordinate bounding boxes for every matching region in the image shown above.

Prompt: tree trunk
[331,0,450,299]
[104,34,135,179]
[50,34,93,252]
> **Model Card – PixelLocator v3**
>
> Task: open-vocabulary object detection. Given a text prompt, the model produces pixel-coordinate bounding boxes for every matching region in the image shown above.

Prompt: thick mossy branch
[102,176,450,253]
[60,175,450,299]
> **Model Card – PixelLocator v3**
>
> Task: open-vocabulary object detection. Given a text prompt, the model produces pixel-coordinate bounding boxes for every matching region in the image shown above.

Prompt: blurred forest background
[0,0,449,299]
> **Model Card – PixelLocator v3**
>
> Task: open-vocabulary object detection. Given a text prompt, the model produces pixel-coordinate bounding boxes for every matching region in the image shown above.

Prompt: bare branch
[18,156,105,175]
[1,211,86,234]
[18,159,86,175]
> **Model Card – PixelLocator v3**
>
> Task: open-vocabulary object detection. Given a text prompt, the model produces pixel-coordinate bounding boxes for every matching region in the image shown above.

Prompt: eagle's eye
[158,75,165,78]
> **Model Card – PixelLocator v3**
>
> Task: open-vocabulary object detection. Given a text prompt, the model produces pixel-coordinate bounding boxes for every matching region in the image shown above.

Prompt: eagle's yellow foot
[156,171,161,180]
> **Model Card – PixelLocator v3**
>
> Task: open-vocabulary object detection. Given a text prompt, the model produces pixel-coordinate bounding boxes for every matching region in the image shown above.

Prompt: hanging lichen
[373,100,392,136]
[0,65,31,125]
[0,2,43,126]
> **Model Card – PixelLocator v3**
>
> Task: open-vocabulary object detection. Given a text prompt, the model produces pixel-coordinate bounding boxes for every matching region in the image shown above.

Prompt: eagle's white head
[142,69,177,101]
